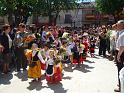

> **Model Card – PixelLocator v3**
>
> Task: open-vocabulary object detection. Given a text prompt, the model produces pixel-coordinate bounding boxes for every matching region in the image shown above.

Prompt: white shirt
[116,30,124,49]
[7,34,12,49]
[42,31,46,41]
[47,58,54,65]
[119,67,124,93]
[66,45,72,56]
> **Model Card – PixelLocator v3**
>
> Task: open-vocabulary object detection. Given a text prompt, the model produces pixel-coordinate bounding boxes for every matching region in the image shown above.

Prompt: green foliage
[96,0,124,16]
[0,0,78,25]
[0,0,78,16]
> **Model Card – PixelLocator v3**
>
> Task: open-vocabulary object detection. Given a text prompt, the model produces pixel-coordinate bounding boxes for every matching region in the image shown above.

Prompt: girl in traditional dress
[72,39,85,66]
[60,39,73,65]
[89,40,95,57]
[71,39,80,65]
[46,49,62,84]
[82,35,89,53]
[25,43,45,82]
[53,55,62,83]
[46,49,55,83]
[82,34,89,60]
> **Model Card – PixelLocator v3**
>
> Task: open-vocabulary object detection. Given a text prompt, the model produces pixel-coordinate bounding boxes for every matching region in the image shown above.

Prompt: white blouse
[7,34,12,49]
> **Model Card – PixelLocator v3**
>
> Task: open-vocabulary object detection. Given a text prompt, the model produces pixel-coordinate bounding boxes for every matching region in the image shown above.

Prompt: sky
[78,0,95,3]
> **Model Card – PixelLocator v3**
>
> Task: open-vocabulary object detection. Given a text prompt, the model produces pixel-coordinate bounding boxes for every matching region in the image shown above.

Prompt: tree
[37,0,78,25]
[0,0,36,27]
[96,0,124,22]
[0,0,78,26]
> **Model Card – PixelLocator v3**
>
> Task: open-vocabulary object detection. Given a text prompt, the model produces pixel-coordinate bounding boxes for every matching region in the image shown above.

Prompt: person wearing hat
[114,20,124,92]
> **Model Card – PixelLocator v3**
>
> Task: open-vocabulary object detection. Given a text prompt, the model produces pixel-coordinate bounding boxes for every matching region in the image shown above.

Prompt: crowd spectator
[114,20,124,92]
[0,24,12,74]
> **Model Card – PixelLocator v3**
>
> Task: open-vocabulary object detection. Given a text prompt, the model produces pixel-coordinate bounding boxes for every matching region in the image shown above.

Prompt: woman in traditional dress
[25,43,45,81]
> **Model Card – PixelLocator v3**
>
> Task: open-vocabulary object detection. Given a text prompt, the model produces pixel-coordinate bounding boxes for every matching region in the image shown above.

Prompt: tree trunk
[113,14,119,23]
[48,13,53,26]
[54,11,60,26]
[14,14,22,27]
[8,13,14,27]
[22,16,29,24]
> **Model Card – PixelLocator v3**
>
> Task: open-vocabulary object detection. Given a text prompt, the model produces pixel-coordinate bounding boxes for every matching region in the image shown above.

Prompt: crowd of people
[0,20,124,92]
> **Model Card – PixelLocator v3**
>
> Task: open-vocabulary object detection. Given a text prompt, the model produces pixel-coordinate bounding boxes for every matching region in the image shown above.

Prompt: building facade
[37,2,114,27]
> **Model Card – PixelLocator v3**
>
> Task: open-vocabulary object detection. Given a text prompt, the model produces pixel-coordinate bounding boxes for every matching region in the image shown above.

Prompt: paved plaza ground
[0,51,118,93]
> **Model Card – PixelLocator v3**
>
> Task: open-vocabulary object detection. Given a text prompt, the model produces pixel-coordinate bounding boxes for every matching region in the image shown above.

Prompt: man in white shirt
[114,20,124,92]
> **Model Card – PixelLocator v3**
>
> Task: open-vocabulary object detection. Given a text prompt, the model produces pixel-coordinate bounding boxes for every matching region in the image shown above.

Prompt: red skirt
[73,55,85,64]
[90,48,95,53]
[41,62,46,70]
[46,66,62,83]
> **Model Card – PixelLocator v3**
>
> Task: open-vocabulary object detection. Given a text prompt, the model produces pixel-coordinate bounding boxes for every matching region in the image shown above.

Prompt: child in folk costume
[46,49,62,84]
[60,39,73,65]
[71,39,80,65]
[25,43,45,81]
[79,43,86,63]
[82,33,89,53]
[72,39,85,66]
[89,40,95,57]
[82,34,89,60]
[53,55,62,83]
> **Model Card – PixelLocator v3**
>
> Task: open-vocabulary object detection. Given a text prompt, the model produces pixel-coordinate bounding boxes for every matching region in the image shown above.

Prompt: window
[64,14,72,24]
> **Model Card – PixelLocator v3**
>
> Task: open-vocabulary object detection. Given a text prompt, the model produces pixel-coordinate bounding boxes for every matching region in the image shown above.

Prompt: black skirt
[46,65,54,76]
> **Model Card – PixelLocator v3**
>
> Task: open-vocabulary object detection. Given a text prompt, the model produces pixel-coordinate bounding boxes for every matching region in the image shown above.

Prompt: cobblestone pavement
[0,52,118,93]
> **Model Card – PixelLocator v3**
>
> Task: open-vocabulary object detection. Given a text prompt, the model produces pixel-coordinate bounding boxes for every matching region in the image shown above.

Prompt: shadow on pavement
[91,54,100,59]
[63,64,73,72]
[27,81,44,91]
[14,70,28,81]
[73,64,94,73]
[0,73,13,85]
[47,82,68,93]
[62,76,72,80]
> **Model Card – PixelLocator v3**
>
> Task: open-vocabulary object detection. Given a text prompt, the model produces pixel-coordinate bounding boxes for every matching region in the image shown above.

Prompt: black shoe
[114,88,120,92]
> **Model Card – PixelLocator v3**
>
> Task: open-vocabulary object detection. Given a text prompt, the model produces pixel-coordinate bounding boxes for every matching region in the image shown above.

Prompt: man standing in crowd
[14,23,28,71]
[114,20,124,92]
[99,26,107,57]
